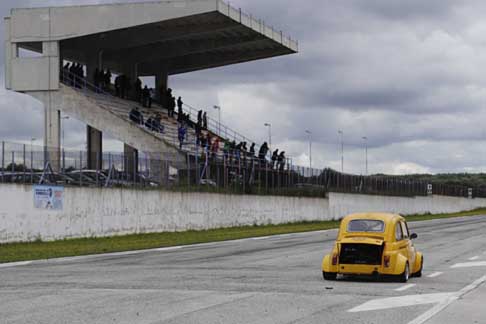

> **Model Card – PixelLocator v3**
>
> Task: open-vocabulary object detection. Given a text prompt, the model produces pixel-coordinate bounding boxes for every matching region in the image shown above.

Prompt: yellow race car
[322,213,423,282]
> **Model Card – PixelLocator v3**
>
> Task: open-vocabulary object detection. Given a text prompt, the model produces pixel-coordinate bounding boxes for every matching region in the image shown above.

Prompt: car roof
[343,212,403,223]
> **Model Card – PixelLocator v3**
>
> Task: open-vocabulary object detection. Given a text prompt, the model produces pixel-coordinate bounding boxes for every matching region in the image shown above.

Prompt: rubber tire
[414,257,423,278]
[399,263,410,283]
[323,271,337,281]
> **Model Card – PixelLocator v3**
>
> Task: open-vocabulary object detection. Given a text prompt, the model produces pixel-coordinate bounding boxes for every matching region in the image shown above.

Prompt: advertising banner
[33,185,64,210]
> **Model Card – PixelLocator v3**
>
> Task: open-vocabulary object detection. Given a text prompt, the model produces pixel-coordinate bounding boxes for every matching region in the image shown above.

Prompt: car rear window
[347,220,385,233]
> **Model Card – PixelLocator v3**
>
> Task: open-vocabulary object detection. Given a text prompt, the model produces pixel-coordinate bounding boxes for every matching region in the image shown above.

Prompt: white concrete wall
[328,192,486,219]
[1,184,485,244]
[0,184,330,243]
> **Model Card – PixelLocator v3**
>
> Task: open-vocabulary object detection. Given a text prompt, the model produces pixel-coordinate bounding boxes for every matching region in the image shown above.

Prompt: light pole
[305,130,312,169]
[362,136,368,175]
[61,116,70,150]
[338,130,344,172]
[30,138,36,150]
[264,123,272,151]
[213,105,221,136]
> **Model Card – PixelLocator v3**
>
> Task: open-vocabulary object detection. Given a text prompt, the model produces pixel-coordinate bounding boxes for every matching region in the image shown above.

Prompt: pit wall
[1,184,485,243]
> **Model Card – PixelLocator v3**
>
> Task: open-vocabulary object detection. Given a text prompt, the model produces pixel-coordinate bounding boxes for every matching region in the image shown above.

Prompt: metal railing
[60,69,269,160]
[1,140,484,199]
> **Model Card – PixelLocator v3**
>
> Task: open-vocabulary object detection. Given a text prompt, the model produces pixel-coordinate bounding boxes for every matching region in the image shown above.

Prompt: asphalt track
[1,216,486,324]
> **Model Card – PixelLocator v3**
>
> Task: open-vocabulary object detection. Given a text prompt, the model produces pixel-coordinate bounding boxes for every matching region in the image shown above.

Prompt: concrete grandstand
[4,0,298,179]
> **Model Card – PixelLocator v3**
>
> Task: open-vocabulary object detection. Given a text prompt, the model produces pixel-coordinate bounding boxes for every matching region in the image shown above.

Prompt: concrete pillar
[44,106,61,171]
[87,126,102,170]
[86,54,97,84]
[124,144,138,180]
[148,152,170,185]
[155,70,168,104]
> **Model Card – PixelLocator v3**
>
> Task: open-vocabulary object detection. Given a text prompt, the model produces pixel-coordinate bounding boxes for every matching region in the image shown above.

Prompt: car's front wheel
[399,263,410,283]
[323,271,337,281]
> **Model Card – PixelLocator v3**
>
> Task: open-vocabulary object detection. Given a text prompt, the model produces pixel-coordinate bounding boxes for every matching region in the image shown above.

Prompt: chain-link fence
[0,140,483,199]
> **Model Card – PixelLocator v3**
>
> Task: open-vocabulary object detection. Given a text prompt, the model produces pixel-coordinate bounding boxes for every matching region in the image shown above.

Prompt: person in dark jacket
[271,149,279,169]
[134,78,142,102]
[249,143,256,159]
[202,112,208,129]
[258,142,269,165]
[178,124,187,149]
[129,107,143,125]
[177,97,183,121]
[142,86,150,107]
[278,151,286,171]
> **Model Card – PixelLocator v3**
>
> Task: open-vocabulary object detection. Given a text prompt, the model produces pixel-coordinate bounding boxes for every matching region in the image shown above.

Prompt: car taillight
[332,253,338,265]
[384,255,390,268]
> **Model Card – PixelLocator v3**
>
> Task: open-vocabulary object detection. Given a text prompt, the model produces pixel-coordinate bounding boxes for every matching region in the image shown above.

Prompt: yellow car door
[401,221,416,269]
[395,222,409,265]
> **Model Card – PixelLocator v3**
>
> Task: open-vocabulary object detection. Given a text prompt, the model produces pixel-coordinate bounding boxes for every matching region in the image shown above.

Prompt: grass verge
[1,208,485,264]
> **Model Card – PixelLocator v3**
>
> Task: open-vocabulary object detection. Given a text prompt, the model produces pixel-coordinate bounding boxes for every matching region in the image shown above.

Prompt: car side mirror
[410,233,418,240]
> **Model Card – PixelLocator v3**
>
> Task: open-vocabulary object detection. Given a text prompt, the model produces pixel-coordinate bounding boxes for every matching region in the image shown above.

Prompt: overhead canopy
[9,0,298,76]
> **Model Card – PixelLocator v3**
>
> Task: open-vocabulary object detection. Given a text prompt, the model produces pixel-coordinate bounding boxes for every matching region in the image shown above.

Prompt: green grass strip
[1,208,485,264]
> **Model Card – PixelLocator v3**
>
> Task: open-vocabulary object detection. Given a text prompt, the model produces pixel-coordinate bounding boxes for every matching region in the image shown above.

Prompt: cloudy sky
[2,0,486,175]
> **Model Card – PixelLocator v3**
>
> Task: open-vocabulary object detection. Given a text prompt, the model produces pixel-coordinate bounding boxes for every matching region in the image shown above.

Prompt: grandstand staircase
[43,82,206,170]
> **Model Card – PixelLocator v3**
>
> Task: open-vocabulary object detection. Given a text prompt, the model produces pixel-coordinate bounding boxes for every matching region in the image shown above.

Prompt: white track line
[395,284,416,292]
[407,275,486,324]
[0,261,32,269]
[469,256,480,261]
[450,261,486,269]
[348,293,453,313]
[0,228,339,269]
[427,272,443,278]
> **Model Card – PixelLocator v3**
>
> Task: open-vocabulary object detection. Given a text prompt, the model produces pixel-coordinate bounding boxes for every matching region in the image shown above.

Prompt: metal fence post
[79,151,83,186]
[62,148,66,179]
[133,151,137,186]
[23,144,26,183]
[187,153,191,188]
[30,146,34,184]
[96,151,99,186]
[1,141,4,183]
[11,151,15,183]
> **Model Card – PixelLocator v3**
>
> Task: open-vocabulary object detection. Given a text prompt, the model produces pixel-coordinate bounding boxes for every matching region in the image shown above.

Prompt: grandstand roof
[7,0,298,75]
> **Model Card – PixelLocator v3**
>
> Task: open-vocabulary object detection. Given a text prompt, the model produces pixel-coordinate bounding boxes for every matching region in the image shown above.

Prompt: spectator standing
[197,110,203,126]
[142,86,150,108]
[114,75,121,96]
[202,112,208,129]
[149,88,154,108]
[104,69,111,90]
[169,95,176,118]
[235,142,242,161]
[249,143,256,160]
[223,140,230,160]
[258,142,269,166]
[177,96,183,121]
[195,122,202,146]
[278,151,286,171]
[134,78,142,102]
[271,149,279,169]
[178,123,187,149]
[211,137,220,159]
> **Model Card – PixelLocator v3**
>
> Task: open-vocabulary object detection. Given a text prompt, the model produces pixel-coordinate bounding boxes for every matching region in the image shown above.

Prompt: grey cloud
[2,0,486,174]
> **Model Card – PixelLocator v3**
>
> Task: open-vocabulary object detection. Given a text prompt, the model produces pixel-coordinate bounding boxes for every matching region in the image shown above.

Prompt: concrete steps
[37,85,188,166]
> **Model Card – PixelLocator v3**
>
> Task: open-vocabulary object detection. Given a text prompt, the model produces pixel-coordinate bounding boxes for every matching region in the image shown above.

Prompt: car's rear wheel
[323,271,337,281]
[414,257,423,278]
[399,263,410,283]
